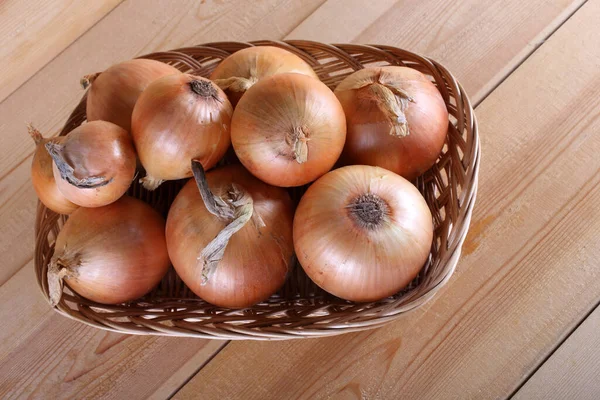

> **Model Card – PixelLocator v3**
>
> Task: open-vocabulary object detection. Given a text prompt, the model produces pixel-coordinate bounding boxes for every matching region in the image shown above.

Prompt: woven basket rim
[33,40,480,340]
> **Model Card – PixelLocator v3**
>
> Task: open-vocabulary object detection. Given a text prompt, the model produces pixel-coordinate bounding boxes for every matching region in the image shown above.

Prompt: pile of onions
[48,196,170,305]
[31,50,449,310]
[294,165,433,302]
[132,74,233,190]
[335,66,448,180]
[210,46,318,107]
[28,125,78,214]
[83,59,180,132]
[166,161,294,308]
[45,120,136,207]
[231,73,346,187]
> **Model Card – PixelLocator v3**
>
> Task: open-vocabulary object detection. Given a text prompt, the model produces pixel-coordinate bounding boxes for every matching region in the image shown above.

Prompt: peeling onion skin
[335,66,448,180]
[231,73,346,187]
[132,74,233,190]
[294,165,433,302]
[166,164,294,308]
[48,196,170,305]
[84,59,181,132]
[49,121,137,208]
[28,126,78,214]
[210,46,318,107]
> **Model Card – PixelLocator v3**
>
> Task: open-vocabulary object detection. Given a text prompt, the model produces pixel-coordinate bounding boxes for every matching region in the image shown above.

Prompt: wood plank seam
[472,0,588,108]
[0,0,125,105]
[165,341,229,400]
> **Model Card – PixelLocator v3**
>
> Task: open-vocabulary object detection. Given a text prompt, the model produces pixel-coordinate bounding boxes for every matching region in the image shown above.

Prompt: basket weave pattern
[34,41,479,340]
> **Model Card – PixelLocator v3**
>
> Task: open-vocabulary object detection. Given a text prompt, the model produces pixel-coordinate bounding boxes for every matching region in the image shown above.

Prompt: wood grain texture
[514,305,600,400]
[287,0,584,103]
[175,1,600,399]
[0,0,596,397]
[0,0,123,103]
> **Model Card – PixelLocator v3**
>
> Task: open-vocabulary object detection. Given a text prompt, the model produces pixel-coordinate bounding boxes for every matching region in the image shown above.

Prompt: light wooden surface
[1,0,599,399]
[0,0,123,102]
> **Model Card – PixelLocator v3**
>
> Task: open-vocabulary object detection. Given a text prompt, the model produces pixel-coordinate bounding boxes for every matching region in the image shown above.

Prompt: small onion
[132,74,233,190]
[335,66,449,180]
[294,165,433,302]
[46,120,136,208]
[231,73,346,187]
[210,46,318,107]
[166,161,294,308]
[47,196,170,305]
[83,59,181,132]
[28,125,78,214]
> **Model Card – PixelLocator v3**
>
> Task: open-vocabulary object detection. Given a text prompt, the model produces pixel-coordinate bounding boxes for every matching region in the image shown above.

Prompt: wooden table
[1,0,599,398]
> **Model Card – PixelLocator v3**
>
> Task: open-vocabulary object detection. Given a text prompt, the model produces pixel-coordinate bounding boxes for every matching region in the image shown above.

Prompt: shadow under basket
[34,41,480,340]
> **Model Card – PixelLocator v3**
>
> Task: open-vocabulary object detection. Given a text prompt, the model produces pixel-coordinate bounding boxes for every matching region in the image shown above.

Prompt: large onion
[210,46,318,107]
[166,161,294,308]
[335,66,448,180]
[294,165,433,302]
[28,125,78,214]
[231,73,346,187]
[83,59,180,132]
[45,120,136,208]
[132,74,233,190]
[47,196,170,305]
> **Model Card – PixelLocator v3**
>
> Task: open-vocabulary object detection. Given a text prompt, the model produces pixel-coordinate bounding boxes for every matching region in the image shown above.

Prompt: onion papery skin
[132,74,233,190]
[84,58,181,132]
[48,196,170,305]
[210,46,318,107]
[166,164,294,308]
[294,165,433,302]
[49,120,136,208]
[335,66,448,180]
[231,73,346,187]
[29,126,78,214]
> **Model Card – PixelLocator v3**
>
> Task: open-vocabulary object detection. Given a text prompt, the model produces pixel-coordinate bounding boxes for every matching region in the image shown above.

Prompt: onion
[28,125,78,214]
[335,66,448,180]
[210,46,318,107]
[82,59,180,132]
[166,161,294,308]
[132,74,233,190]
[45,120,136,208]
[294,165,433,302]
[47,196,170,305]
[231,73,346,187]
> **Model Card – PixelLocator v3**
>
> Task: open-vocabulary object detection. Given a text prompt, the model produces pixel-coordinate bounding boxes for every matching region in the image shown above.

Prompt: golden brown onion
[231,73,346,187]
[294,165,433,302]
[46,120,136,208]
[28,125,78,214]
[210,46,317,107]
[83,59,180,132]
[335,66,448,180]
[166,161,294,308]
[47,196,170,305]
[132,74,233,190]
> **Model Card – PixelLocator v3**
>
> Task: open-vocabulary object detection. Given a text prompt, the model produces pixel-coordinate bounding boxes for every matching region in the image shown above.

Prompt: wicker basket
[34,40,479,340]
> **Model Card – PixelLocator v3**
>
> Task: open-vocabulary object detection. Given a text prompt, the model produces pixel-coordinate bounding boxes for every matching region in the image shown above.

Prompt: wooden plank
[287,0,583,103]
[175,1,600,399]
[0,0,588,396]
[0,0,325,398]
[0,264,226,399]
[514,305,600,400]
[0,0,123,103]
